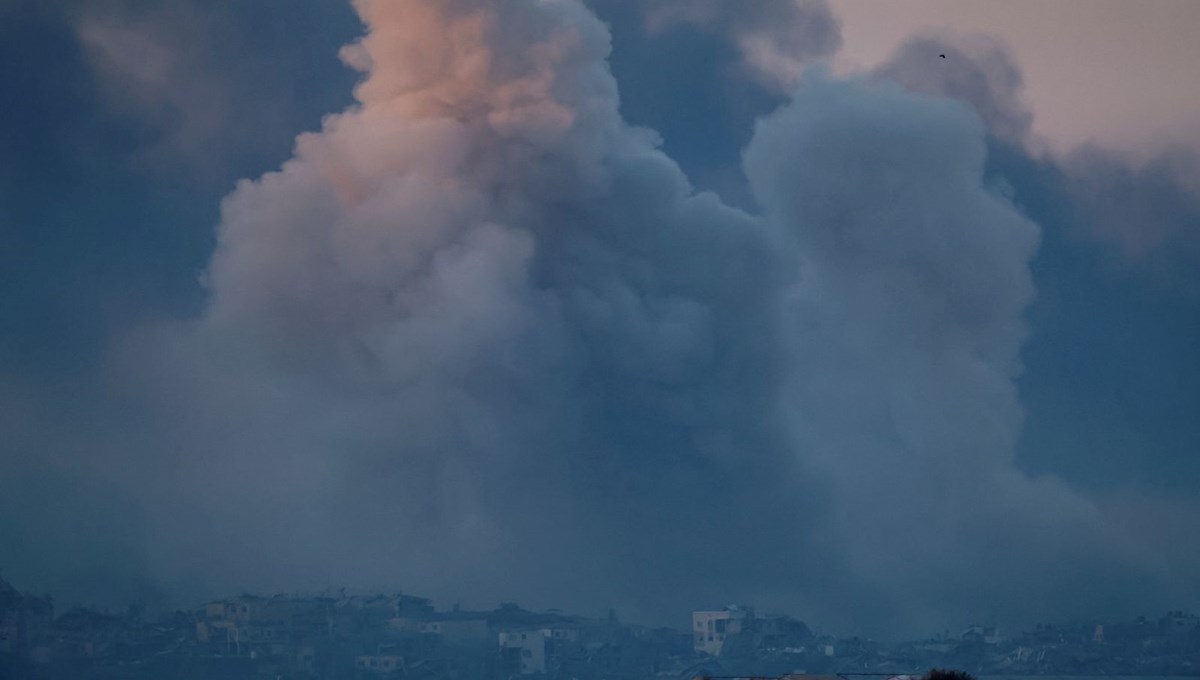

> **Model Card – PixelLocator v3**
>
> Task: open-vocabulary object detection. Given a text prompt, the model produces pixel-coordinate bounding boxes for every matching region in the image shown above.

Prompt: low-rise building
[499,629,547,675]
[692,606,752,656]
[355,653,404,673]
[1,576,52,658]
[421,614,491,643]
[962,624,1001,645]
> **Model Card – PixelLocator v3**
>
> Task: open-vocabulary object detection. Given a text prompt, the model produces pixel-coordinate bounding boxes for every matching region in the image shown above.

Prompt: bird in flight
[939,53,946,58]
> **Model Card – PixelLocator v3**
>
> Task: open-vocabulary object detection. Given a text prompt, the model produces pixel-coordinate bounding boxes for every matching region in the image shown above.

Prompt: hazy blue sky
[2,0,1197,639]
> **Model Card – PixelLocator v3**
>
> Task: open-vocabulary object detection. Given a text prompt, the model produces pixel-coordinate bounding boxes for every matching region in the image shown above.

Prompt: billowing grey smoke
[75,0,358,180]
[746,72,1179,632]
[33,0,1199,637]
[584,0,843,208]
[1061,145,1200,293]
[871,33,1200,294]
[131,0,833,623]
[638,0,842,91]
[871,34,1033,145]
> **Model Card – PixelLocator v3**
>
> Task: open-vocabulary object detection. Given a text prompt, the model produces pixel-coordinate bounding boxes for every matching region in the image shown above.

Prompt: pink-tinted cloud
[869,30,1200,290]
[98,0,1194,635]
[829,0,1200,158]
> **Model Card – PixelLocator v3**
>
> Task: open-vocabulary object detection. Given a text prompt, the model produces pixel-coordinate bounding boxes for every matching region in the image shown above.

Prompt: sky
[830,0,1200,158]
[1,0,1198,639]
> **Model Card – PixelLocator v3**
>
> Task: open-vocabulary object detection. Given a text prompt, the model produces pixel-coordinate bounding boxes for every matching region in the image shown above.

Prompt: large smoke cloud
[585,0,842,208]
[637,0,841,92]
[74,0,359,181]
[5,0,1197,638]
[126,0,833,622]
[871,34,1033,146]
[746,75,1181,630]
[1061,145,1200,293]
[871,32,1200,294]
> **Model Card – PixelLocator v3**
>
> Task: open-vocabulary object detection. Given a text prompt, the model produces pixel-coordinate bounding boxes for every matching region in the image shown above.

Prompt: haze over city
[2,0,1199,646]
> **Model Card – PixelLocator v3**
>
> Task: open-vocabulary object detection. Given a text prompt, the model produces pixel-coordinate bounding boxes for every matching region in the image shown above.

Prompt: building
[355,653,404,673]
[420,614,491,643]
[1160,611,1198,635]
[961,625,1001,645]
[0,576,53,659]
[692,606,753,656]
[499,629,547,675]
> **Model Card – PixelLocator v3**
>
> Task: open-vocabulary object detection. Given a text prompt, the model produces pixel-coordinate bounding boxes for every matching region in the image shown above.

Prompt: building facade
[692,606,752,656]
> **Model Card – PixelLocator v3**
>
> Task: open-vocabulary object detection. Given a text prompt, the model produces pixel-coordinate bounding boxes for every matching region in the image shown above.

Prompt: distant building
[355,653,404,673]
[692,606,752,656]
[499,629,547,675]
[197,594,334,659]
[1160,611,1198,635]
[51,608,133,661]
[0,576,53,659]
[386,616,423,634]
[419,614,491,643]
[961,624,1001,645]
[540,624,581,643]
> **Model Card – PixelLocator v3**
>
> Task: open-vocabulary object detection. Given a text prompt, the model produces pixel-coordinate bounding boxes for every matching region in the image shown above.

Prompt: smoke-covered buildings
[0,575,52,659]
[692,605,753,655]
[3,570,1200,679]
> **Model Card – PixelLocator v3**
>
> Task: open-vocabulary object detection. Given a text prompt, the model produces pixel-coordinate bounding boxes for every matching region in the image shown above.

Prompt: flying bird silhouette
[939,54,946,58]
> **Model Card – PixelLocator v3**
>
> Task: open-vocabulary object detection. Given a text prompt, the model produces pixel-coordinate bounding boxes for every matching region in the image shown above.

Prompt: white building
[692,606,752,656]
[499,629,547,675]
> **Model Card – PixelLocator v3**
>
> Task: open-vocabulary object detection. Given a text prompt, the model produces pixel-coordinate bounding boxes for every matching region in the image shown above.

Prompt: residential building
[499,629,547,675]
[355,653,404,673]
[692,605,752,656]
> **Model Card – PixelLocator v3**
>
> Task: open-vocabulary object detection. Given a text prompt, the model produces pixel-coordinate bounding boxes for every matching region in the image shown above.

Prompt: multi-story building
[355,653,404,673]
[692,605,752,656]
[499,629,547,675]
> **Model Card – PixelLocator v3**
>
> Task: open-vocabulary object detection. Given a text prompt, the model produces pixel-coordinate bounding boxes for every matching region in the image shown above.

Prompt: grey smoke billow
[126,0,836,622]
[872,32,1200,293]
[1061,145,1200,292]
[872,34,1033,145]
[860,33,1200,627]
[745,72,1182,632]
[637,0,842,91]
[6,0,1198,638]
[585,0,842,208]
[75,0,359,181]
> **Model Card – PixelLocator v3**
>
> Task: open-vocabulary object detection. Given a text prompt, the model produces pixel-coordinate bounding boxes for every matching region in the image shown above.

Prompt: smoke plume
[5,0,1196,638]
